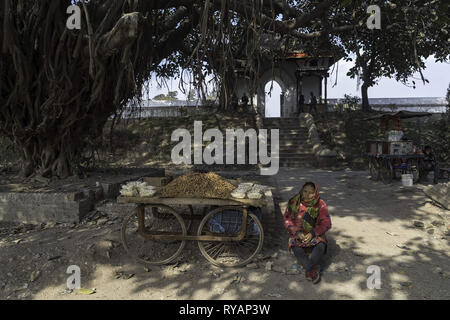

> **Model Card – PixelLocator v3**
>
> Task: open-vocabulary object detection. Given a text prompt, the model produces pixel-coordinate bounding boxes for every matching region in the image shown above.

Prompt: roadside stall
[117,172,269,267]
[363,111,433,184]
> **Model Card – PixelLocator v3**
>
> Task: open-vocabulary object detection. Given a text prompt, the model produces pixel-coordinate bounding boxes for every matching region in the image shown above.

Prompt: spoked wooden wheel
[197,206,264,267]
[369,158,380,181]
[121,204,186,265]
[407,159,420,183]
[380,159,393,184]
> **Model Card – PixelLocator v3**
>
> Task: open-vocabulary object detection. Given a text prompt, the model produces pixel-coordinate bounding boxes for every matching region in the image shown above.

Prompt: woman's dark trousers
[292,243,326,272]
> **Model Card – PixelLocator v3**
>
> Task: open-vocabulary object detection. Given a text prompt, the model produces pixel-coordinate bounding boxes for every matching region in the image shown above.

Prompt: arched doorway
[257,67,293,118]
[265,80,282,118]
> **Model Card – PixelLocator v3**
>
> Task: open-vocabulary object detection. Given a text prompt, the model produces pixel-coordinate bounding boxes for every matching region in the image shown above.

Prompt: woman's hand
[302,233,313,243]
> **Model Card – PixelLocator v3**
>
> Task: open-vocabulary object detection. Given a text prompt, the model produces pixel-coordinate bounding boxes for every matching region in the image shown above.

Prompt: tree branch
[159,6,189,33]
[97,12,140,57]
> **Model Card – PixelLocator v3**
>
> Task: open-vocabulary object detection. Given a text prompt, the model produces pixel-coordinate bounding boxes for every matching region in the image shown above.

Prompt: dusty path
[272,168,449,299]
[0,168,449,300]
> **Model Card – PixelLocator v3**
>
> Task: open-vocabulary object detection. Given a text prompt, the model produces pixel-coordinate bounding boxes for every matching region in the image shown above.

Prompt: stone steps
[277,146,314,151]
[264,126,307,130]
[262,117,316,168]
[277,132,309,136]
[262,159,316,168]
[277,152,315,157]
[279,161,316,168]
[271,141,313,146]
[267,144,314,150]
[268,153,316,159]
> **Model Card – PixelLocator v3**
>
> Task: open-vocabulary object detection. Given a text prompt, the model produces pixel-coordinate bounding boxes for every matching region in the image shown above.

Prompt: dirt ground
[0,168,449,300]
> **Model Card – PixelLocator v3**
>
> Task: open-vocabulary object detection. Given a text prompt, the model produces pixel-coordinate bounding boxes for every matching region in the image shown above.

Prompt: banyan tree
[1,0,447,178]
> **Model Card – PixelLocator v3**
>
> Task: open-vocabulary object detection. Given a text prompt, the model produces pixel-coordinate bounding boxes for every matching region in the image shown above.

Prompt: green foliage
[433,84,450,164]
[152,92,177,101]
[153,94,167,100]
[342,94,361,110]
[402,118,449,166]
[342,111,383,165]
[334,104,449,168]
[337,0,450,108]
[2,0,449,176]
[167,91,178,99]
[333,94,361,112]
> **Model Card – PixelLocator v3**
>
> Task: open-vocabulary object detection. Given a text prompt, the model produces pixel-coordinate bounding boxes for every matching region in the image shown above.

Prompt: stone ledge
[299,113,337,163]
[423,182,450,210]
[0,192,85,223]
[0,168,165,223]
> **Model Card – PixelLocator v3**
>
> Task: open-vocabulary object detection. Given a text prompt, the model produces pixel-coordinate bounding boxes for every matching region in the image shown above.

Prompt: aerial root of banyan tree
[0,1,155,178]
[1,0,343,178]
[0,0,263,178]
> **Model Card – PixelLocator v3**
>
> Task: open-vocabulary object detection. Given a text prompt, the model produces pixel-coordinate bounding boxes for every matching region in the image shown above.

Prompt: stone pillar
[318,75,323,103]
[295,70,302,115]
[299,75,303,97]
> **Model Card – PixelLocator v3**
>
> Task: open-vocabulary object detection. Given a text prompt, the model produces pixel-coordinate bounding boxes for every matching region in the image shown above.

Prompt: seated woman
[419,146,440,184]
[283,182,332,284]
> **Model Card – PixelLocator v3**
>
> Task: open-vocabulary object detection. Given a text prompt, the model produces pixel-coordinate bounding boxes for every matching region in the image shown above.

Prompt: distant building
[328,97,447,113]
[233,34,337,118]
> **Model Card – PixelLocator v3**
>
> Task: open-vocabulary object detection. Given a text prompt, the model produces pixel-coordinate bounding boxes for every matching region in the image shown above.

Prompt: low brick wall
[0,168,165,223]
[0,192,92,223]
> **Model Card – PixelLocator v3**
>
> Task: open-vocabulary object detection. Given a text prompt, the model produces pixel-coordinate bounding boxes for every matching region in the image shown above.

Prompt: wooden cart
[117,195,267,267]
[366,153,424,184]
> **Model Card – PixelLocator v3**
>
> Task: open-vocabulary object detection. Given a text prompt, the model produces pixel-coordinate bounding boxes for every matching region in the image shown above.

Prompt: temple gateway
[231,35,337,118]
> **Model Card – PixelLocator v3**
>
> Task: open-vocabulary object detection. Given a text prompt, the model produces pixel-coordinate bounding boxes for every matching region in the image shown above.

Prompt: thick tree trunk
[1,1,146,178]
[18,119,98,178]
[21,142,71,178]
[361,83,371,112]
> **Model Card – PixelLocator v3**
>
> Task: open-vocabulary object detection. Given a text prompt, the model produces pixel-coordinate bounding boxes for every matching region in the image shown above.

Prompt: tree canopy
[0,0,448,177]
[337,0,449,110]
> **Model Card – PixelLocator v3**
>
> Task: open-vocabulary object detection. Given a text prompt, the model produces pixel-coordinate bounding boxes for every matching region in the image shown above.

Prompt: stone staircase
[263,117,316,167]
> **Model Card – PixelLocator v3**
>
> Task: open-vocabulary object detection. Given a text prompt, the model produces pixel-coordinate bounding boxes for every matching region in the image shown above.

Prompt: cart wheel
[369,158,380,181]
[197,206,264,268]
[380,159,393,184]
[121,204,186,265]
[407,159,420,183]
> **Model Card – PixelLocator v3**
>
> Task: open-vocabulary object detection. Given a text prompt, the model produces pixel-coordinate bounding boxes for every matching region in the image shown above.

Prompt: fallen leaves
[386,231,399,236]
[29,270,41,282]
[77,288,96,295]
[115,271,135,279]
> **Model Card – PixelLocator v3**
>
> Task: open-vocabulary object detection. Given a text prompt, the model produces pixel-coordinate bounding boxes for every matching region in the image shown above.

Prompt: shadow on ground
[0,168,448,300]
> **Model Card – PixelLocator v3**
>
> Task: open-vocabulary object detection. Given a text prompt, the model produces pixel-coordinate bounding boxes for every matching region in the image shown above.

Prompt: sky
[327,56,450,99]
[144,56,450,102]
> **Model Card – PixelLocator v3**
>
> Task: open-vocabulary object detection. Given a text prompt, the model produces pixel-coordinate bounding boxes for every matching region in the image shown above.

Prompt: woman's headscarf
[287,182,321,233]
[300,181,320,207]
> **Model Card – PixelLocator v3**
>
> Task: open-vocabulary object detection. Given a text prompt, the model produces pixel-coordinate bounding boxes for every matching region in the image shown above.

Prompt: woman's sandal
[310,265,321,284]
[305,270,313,281]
